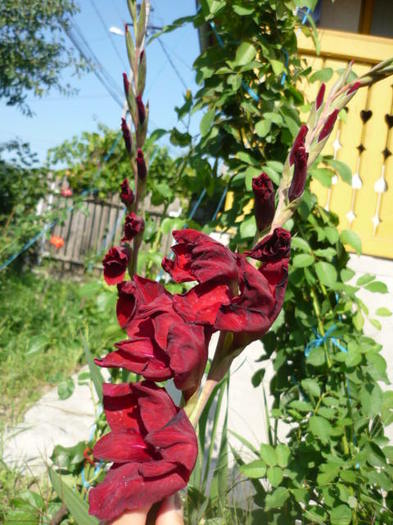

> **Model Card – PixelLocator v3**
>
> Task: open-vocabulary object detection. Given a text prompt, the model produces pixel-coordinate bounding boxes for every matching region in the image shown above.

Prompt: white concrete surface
[2,371,98,474]
[2,255,392,473]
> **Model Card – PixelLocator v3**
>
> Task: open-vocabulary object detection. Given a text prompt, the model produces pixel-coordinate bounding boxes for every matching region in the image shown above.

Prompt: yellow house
[300,0,393,259]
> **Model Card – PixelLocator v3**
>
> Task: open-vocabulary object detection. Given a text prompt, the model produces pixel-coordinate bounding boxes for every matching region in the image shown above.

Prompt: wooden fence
[40,188,175,272]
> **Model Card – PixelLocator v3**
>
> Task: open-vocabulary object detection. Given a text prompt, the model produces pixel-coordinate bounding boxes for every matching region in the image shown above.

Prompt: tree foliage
[0,0,84,114]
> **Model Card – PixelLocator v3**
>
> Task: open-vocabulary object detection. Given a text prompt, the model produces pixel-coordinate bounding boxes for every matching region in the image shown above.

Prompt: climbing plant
[161,0,393,523]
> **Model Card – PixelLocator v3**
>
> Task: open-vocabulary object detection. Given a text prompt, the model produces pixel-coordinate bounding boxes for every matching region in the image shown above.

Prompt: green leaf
[267,466,283,487]
[310,67,333,83]
[200,110,216,137]
[265,487,289,510]
[364,281,388,293]
[315,261,338,288]
[340,229,361,254]
[57,377,75,401]
[260,444,277,466]
[341,268,355,282]
[360,384,382,417]
[239,460,266,478]
[240,216,256,238]
[83,339,103,403]
[255,119,272,138]
[326,159,352,184]
[170,128,192,146]
[307,347,326,367]
[311,167,334,187]
[291,237,312,252]
[51,442,86,473]
[309,415,332,442]
[275,444,290,467]
[301,378,321,398]
[330,504,352,525]
[292,253,314,268]
[376,307,392,317]
[49,468,99,525]
[356,273,375,286]
[270,59,285,75]
[232,4,254,15]
[234,42,257,67]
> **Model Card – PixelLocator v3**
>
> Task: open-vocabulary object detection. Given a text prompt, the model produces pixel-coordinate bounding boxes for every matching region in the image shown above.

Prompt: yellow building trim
[297,29,393,64]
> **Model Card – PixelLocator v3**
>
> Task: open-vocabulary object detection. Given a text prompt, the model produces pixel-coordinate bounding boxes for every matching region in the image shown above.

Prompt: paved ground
[2,254,392,474]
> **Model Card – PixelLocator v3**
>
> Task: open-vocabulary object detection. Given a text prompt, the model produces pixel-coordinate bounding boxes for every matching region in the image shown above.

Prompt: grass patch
[0,270,122,426]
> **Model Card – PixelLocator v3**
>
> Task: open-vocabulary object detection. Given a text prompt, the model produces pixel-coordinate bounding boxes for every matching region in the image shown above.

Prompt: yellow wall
[298,29,393,259]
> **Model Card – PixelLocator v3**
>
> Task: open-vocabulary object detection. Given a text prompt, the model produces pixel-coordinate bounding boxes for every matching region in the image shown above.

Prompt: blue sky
[0,0,200,163]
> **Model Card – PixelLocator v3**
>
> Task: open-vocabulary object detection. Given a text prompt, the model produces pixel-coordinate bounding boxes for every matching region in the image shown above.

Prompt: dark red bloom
[316,83,326,110]
[121,118,132,155]
[116,275,167,329]
[89,381,197,522]
[136,95,146,124]
[289,124,308,165]
[120,179,134,207]
[166,229,290,342]
[246,227,291,262]
[319,109,339,142]
[136,148,147,180]
[162,229,239,284]
[252,173,275,231]
[103,246,129,285]
[288,146,309,201]
[97,289,211,395]
[122,212,145,242]
[122,72,130,96]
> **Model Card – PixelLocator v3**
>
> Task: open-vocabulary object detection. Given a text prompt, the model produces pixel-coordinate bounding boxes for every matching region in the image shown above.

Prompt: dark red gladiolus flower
[214,254,289,340]
[120,179,134,207]
[136,148,147,180]
[318,109,339,142]
[103,246,129,285]
[116,275,167,329]
[122,212,145,242]
[89,381,198,522]
[97,291,210,395]
[162,229,239,284]
[136,95,146,124]
[246,227,291,262]
[316,83,326,110]
[252,173,275,231]
[288,146,309,201]
[289,124,308,165]
[165,228,291,342]
[121,118,132,155]
[122,72,129,96]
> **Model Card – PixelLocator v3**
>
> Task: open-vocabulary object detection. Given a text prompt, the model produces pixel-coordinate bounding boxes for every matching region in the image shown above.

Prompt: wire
[87,0,128,71]
[63,24,123,108]
[157,39,188,91]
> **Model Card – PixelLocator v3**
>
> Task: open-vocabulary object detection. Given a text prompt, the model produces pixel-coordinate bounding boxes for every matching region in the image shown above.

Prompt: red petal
[133,382,178,433]
[101,383,140,433]
[93,431,151,463]
[89,462,186,521]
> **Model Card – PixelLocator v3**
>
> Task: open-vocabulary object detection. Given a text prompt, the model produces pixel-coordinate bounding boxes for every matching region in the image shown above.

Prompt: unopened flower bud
[316,83,326,110]
[289,125,308,165]
[288,146,309,201]
[136,95,146,124]
[121,118,132,155]
[318,109,339,142]
[122,72,130,96]
[347,81,361,95]
[136,148,147,179]
[252,173,275,231]
[120,179,134,206]
[122,212,145,241]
